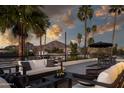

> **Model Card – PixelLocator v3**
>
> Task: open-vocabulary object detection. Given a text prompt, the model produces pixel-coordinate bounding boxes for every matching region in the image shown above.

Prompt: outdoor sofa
[73,62,124,88]
[18,59,62,80]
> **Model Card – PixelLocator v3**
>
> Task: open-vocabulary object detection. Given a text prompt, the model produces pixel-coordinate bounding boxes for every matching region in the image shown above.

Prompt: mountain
[43,40,66,50]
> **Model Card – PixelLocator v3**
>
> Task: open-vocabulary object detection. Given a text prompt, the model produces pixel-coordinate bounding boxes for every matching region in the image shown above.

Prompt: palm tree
[0,6,50,60]
[77,33,82,55]
[109,5,124,45]
[34,29,44,56]
[92,25,97,38]
[34,28,48,56]
[88,37,94,45]
[77,33,82,47]
[77,5,94,58]
[86,27,91,37]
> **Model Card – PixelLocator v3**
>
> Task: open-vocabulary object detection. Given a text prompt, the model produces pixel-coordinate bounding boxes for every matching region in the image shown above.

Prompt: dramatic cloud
[87,23,120,38]
[43,6,76,29]
[46,24,62,40]
[0,29,18,48]
[95,5,109,17]
[43,5,73,18]
[87,11,124,38]
[62,9,75,28]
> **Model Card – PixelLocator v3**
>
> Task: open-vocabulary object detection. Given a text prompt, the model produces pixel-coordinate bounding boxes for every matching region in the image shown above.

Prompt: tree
[86,26,95,45]
[70,41,78,59]
[77,5,94,58]
[88,37,94,45]
[0,6,50,60]
[109,5,124,45]
[92,25,97,38]
[77,33,82,47]
[34,27,48,56]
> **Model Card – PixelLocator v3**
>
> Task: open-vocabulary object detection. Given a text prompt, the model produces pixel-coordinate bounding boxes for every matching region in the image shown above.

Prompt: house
[34,40,69,55]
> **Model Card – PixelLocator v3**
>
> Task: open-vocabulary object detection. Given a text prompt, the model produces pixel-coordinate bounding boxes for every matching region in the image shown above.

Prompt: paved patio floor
[65,61,97,75]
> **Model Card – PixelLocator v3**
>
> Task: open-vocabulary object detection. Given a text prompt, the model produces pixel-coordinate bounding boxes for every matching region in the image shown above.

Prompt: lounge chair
[73,62,124,88]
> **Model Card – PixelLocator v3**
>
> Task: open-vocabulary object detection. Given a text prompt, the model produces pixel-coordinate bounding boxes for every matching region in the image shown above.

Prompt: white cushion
[72,83,91,88]
[32,59,47,69]
[18,59,65,76]
[29,61,36,70]
[26,66,61,76]
[95,62,124,88]
[0,77,10,88]
[95,71,110,88]
[18,59,48,71]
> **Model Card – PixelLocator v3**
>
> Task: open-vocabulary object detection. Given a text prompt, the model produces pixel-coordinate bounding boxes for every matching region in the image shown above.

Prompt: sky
[1,5,124,48]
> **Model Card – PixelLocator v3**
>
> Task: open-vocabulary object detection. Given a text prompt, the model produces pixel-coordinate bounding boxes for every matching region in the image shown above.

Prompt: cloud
[87,11,124,38]
[0,29,18,48]
[46,24,62,40]
[87,22,120,38]
[43,6,76,29]
[43,5,73,18]
[62,9,75,29]
[97,14,124,34]
[97,23,119,34]
[95,5,109,17]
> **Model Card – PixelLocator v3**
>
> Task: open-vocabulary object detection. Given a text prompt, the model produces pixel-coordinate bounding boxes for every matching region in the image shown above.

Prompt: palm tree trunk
[78,43,81,54]
[18,36,24,60]
[18,35,22,59]
[18,22,23,61]
[23,25,26,60]
[44,32,46,47]
[112,12,117,45]
[21,28,24,60]
[40,35,42,56]
[44,32,47,54]
[18,22,25,61]
[84,19,87,58]
[111,12,117,56]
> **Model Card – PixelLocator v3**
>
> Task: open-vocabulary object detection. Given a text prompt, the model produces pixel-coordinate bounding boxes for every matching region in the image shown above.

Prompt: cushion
[95,62,124,88]
[0,77,10,88]
[72,83,90,88]
[32,59,47,69]
[46,60,55,67]
[21,62,32,71]
[114,62,124,74]
[29,61,36,70]
[26,66,61,76]
[95,71,110,88]
[105,66,118,81]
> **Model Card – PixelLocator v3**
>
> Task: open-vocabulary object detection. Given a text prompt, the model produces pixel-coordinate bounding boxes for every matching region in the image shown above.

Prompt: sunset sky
[1,5,124,48]
[43,5,124,47]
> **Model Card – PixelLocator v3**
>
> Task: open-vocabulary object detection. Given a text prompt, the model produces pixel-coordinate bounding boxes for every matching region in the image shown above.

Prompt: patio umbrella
[88,41,113,48]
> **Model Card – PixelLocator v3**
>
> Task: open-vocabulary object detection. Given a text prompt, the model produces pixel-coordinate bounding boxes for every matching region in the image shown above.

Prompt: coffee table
[43,72,73,88]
